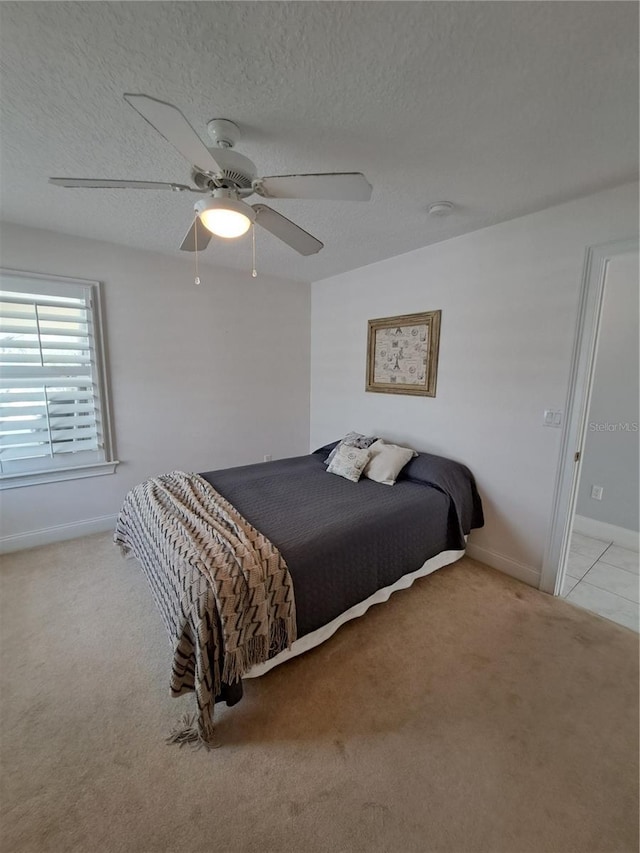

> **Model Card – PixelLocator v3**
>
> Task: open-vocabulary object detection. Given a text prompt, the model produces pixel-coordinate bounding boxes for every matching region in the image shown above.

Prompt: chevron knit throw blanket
[114,471,296,745]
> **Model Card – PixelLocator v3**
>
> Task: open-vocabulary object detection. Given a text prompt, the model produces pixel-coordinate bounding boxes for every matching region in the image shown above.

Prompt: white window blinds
[0,270,116,487]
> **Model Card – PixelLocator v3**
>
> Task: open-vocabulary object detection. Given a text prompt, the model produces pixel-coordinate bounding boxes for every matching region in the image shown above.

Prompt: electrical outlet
[263,454,272,462]
[591,485,603,501]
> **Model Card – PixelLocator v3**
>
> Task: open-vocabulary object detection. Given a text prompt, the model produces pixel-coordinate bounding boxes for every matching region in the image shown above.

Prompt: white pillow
[363,439,417,485]
[326,444,371,482]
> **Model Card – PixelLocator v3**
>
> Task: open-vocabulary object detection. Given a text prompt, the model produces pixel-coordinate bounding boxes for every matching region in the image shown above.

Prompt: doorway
[541,238,639,630]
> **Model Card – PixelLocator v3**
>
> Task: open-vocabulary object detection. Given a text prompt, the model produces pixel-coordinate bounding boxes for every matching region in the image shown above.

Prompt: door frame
[540,236,639,595]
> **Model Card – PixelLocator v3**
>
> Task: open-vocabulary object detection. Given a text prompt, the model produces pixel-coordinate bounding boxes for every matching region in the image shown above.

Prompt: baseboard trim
[573,515,639,552]
[465,542,541,588]
[0,514,117,554]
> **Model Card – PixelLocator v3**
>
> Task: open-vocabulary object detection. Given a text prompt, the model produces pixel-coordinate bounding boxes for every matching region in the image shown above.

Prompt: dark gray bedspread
[201,448,483,638]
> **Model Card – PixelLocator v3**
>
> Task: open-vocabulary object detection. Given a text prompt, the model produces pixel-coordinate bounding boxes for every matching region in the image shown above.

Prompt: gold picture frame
[366,310,441,397]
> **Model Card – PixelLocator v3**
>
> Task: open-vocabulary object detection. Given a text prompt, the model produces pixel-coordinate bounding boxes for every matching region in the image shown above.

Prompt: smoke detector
[428,201,454,217]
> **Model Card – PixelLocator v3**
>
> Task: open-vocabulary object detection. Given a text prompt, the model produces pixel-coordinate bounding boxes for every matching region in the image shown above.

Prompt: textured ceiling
[0,1,638,283]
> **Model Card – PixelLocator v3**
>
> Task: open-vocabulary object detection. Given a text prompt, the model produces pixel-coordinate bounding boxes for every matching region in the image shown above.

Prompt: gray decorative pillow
[326,444,371,482]
[325,431,379,466]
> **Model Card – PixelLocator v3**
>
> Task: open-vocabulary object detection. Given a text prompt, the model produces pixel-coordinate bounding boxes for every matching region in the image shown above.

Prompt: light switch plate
[543,409,563,428]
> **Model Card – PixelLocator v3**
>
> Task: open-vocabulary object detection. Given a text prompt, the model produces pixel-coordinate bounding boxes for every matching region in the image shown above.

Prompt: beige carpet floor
[0,532,638,853]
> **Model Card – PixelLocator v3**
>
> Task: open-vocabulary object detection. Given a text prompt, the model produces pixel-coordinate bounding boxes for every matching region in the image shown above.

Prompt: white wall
[576,250,639,532]
[0,223,311,548]
[310,182,639,586]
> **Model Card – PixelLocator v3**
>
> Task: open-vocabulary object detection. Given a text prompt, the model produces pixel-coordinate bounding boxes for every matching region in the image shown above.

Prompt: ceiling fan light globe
[195,195,255,239]
[200,208,252,238]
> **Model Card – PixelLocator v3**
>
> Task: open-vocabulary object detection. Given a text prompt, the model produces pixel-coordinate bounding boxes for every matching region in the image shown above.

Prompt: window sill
[0,461,120,490]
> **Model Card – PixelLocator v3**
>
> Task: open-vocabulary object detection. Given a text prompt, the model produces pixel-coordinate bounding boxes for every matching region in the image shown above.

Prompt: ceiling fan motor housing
[192,145,257,191]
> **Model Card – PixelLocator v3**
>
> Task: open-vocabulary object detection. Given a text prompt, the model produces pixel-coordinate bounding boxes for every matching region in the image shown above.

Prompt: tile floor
[561,533,639,632]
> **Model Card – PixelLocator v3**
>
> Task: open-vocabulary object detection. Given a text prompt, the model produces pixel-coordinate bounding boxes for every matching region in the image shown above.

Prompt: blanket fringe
[220,618,296,686]
[166,712,219,751]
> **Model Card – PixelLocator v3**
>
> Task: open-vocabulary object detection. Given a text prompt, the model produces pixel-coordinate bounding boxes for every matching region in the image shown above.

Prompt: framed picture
[366,310,441,397]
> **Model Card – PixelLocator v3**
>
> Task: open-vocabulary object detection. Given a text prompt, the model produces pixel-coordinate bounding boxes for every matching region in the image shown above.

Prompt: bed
[114,441,483,744]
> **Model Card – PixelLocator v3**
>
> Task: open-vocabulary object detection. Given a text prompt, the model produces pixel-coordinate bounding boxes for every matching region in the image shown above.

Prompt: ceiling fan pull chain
[251,224,257,278]
[194,216,201,285]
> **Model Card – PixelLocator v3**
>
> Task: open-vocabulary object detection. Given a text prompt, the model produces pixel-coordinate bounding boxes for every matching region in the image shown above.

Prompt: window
[0,269,117,489]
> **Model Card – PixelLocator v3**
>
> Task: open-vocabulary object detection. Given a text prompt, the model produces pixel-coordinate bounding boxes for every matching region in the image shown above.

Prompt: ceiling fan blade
[179,217,212,252]
[253,204,323,256]
[49,177,200,191]
[123,94,223,175]
[254,172,372,201]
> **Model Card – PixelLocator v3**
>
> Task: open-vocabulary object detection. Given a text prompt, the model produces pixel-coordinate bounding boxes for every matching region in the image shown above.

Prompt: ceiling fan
[49,94,373,257]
